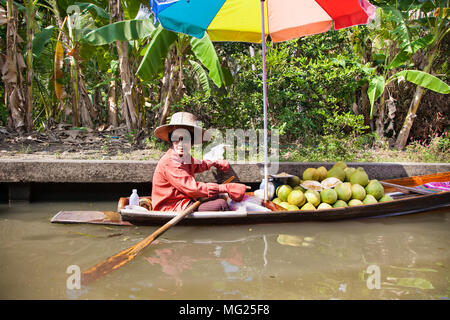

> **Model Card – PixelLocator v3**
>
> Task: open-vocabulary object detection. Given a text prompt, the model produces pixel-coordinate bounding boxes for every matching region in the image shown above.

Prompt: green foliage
[391,70,450,94]
[405,131,450,162]
[83,19,156,46]
[188,60,211,97]
[189,34,225,88]
[365,1,449,114]
[32,26,55,58]
[135,25,178,80]
[0,0,447,164]
[176,29,372,144]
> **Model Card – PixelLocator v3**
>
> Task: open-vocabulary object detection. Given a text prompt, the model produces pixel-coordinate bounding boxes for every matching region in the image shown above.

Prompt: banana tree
[45,0,110,128]
[367,0,449,148]
[1,0,26,133]
[109,0,140,131]
[24,0,38,131]
[83,9,156,130]
[84,10,227,127]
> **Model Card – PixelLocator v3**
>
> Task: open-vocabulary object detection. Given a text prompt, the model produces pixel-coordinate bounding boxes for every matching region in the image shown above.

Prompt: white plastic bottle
[129,189,139,206]
[259,178,275,200]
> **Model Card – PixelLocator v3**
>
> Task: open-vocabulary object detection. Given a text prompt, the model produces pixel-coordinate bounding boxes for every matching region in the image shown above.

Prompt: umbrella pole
[261,0,269,201]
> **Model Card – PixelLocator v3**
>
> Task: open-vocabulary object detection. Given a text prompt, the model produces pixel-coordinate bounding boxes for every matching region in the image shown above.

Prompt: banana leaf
[190,34,224,88]
[368,75,385,118]
[135,25,177,81]
[82,19,156,46]
[73,2,109,20]
[189,60,211,98]
[393,70,450,94]
[32,26,55,58]
[387,34,435,70]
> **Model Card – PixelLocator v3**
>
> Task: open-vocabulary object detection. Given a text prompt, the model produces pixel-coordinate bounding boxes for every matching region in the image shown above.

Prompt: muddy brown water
[0,201,449,300]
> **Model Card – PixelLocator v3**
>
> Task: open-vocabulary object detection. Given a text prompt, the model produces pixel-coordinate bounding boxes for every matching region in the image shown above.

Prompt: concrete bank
[1,159,449,201]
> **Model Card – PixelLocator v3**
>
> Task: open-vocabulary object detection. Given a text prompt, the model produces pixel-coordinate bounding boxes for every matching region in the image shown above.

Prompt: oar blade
[81,247,136,285]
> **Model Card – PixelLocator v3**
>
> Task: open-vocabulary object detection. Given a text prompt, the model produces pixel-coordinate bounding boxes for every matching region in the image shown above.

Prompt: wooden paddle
[81,175,236,285]
[380,181,434,195]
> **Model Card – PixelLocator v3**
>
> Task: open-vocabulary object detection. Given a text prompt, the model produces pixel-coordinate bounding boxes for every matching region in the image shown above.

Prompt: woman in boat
[152,112,247,212]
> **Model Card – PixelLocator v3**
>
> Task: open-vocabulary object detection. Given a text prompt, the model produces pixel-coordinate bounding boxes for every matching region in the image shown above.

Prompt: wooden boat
[51,171,450,226]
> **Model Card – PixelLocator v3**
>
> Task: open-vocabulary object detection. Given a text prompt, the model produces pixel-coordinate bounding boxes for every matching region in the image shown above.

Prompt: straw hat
[154,112,206,144]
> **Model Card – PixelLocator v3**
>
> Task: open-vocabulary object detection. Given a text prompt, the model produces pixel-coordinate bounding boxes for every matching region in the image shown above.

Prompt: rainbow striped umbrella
[151,0,375,199]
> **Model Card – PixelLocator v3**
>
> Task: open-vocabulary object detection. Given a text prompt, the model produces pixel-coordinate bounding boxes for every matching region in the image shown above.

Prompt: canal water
[0,201,449,300]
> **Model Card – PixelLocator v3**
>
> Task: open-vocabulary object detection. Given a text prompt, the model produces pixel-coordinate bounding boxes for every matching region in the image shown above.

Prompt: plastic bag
[203,144,230,161]
[227,195,271,212]
[124,205,150,212]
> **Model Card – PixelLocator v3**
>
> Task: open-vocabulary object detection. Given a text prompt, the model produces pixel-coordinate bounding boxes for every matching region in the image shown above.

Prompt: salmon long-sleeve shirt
[151,148,221,212]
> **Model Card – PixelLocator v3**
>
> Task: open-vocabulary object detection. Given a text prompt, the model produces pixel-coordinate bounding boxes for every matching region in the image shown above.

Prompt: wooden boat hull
[118,191,450,225]
[51,171,450,226]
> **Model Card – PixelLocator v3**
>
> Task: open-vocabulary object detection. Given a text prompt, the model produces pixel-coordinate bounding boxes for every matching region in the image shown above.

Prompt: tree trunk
[111,0,138,132]
[106,5,118,128]
[69,56,81,126]
[249,45,256,71]
[158,49,177,126]
[175,54,184,100]
[25,0,34,132]
[107,79,118,127]
[4,0,26,133]
[77,70,95,128]
[52,3,71,125]
[375,94,386,139]
[72,57,97,128]
[394,43,440,150]
[116,40,138,131]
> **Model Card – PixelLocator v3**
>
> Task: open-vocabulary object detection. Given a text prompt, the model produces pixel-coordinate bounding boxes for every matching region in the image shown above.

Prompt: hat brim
[154,124,206,144]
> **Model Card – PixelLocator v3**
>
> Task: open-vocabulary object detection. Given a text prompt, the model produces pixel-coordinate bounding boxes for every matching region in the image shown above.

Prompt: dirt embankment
[0,124,166,161]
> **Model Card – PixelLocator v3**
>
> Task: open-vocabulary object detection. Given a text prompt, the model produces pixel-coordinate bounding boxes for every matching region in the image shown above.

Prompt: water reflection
[144,242,246,293]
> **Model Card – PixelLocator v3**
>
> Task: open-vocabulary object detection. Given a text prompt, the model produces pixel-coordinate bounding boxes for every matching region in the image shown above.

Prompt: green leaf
[384,6,412,50]
[388,34,435,70]
[121,0,148,20]
[190,34,224,88]
[367,76,385,119]
[420,0,437,13]
[82,19,156,46]
[74,2,109,20]
[387,50,412,69]
[372,53,386,67]
[221,64,234,87]
[32,26,55,58]
[394,70,450,94]
[188,60,211,98]
[136,25,178,81]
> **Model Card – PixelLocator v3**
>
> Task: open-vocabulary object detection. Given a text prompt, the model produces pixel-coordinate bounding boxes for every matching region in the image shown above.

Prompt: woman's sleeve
[192,157,214,174]
[164,160,220,198]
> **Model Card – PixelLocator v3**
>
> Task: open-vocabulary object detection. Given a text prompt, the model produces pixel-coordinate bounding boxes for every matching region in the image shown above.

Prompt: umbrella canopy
[151,0,375,43]
[150,0,375,199]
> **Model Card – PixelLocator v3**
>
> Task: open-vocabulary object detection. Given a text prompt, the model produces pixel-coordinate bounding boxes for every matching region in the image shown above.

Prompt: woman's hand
[219,183,247,202]
[213,160,230,172]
